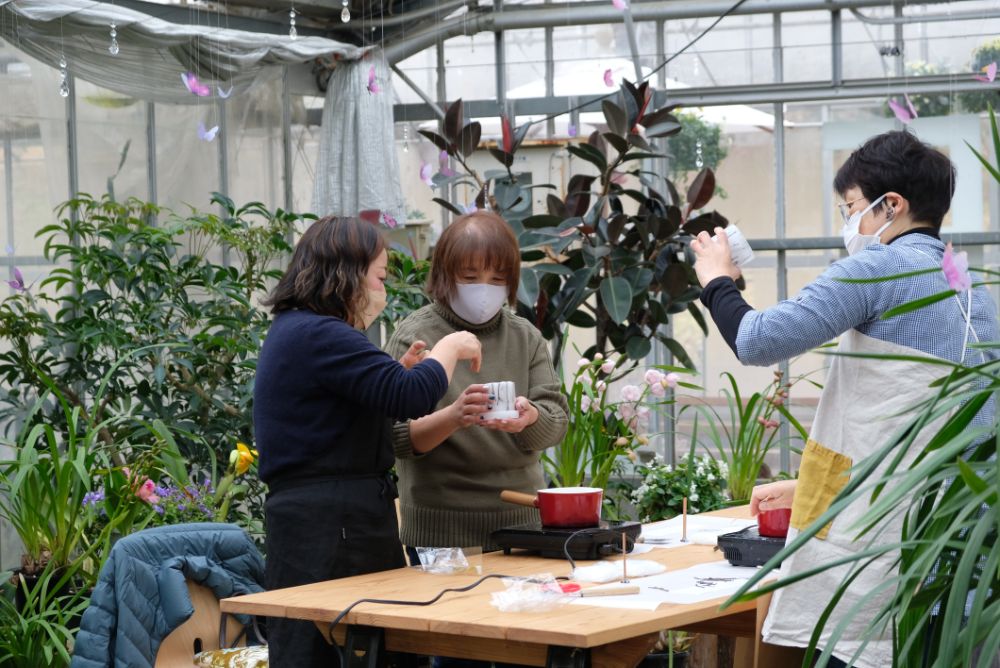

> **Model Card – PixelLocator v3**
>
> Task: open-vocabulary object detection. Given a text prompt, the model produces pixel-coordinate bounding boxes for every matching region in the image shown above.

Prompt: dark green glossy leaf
[458,121,482,157]
[444,99,464,143]
[600,276,632,324]
[626,335,651,360]
[602,100,627,136]
[602,132,630,155]
[565,310,597,328]
[417,129,449,152]
[432,197,463,215]
[686,168,716,211]
[567,144,608,172]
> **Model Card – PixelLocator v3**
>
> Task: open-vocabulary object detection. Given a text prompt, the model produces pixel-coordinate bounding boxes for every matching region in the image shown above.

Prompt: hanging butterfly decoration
[217,85,234,99]
[603,69,614,87]
[198,122,220,142]
[182,72,211,97]
[367,65,380,95]
[887,94,917,124]
[567,123,578,138]
[611,0,628,9]
[381,212,399,229]
[6,267,26,292]
[973,61,997,83]
[419,163,434,187]
[438,150,455,177]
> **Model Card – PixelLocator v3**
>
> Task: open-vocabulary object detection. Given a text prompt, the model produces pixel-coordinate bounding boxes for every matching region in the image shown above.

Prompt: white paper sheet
[569,561,761,610]
[640,515,757,549]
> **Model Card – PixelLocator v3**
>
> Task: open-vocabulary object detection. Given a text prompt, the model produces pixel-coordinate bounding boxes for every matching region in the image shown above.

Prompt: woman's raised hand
[691,227,741,287]
[399,340,429,369]
[427,331,483,379]
[749,479,797,517]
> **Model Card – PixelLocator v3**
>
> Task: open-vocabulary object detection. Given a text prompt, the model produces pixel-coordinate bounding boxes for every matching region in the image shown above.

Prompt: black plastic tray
[717,526,786,567]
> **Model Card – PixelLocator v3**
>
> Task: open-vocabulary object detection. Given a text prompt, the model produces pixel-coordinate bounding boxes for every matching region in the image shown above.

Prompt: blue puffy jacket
[70,522,264,668]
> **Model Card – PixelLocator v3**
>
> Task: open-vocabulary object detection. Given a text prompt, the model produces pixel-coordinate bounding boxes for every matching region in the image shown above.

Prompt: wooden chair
[154,580,256,668]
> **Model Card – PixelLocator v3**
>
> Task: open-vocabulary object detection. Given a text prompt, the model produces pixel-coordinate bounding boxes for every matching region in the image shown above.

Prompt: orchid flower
[942,242,971,292]
[887,94,917,124]
[181,72,211,97]
[603,68,614,88]
[198,122,220,142]
[419,162,434,187]
[230,442,257,476]
[974,61,997,83]
[136,479,160,504]
[367,65,380,94]
[7,267,26,292]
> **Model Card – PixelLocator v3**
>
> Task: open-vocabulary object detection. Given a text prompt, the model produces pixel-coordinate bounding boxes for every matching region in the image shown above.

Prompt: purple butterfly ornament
[887,94,917,124]
[198,122,220,142]
[367,65,380,95]
[974,62,997,83]
[182,72,211,97]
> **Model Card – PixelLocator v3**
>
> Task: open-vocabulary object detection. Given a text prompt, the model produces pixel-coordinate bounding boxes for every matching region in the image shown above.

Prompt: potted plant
[630,448,727,523]
[680,370,809,504]
[639,630,694,667]
[542,353,690,493]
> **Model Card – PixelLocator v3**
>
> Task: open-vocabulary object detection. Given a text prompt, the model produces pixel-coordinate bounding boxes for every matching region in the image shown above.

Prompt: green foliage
[381,250,431,335]
[0,567,90,668]
[425,83,731,371]
[666,112,728,180]
[0,194,299,526]
[958,39,1000,114]
[681,370,810,503]
[631,451,728,522]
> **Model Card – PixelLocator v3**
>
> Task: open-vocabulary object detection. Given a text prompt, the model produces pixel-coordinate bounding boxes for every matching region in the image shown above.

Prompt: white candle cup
[713,224,755,267]
[482,381,518,420]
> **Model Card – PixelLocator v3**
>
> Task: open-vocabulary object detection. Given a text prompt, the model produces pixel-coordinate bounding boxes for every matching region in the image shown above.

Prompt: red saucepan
[500,487,603,527]
[757,508,792,538]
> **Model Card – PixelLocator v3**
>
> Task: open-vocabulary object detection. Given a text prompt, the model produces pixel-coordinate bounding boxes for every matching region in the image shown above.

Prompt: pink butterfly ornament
[438,150,455,177]
[942,242,972,292]
[381,212,399,229]
[612,0,628,9]
[181,72,211,97]
[603,69,614,88]
[7,266,26,292]
[367,65,380,95]
[887,93,917,124]
[198,122,220,142]
[419,162,434,187]
[974,61,997,83]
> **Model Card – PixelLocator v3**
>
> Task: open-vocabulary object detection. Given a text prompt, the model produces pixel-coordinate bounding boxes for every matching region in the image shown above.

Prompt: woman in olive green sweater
[385,211,569,550]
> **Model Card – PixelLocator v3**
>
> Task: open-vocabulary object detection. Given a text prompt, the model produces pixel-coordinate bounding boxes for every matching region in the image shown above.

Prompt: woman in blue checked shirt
[691,130,998,668]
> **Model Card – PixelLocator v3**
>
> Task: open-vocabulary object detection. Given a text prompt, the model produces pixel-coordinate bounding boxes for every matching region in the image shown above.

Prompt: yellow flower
[231,442,256,475]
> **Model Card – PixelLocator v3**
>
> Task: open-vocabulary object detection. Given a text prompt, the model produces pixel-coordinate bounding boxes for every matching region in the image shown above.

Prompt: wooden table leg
[590,632,660,668]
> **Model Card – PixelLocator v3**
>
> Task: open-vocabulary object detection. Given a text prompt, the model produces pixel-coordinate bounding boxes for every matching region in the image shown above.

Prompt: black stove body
[491,520,642,560]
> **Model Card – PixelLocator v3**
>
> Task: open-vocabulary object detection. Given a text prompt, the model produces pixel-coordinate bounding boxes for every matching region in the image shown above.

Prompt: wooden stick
[621,532,629,583]
[681,497,688,542]
[576,585,640,597]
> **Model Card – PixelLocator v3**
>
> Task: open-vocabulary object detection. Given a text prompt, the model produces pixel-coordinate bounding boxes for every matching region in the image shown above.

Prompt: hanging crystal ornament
[402,124,410,153]
[58,55,69,98]
[289,7,298,40]
[108,22,119,55]
[341,0,351,23]
[695,139,704,169]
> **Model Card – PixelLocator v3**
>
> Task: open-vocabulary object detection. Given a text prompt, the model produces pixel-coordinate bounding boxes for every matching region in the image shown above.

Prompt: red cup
[757,508,791,538]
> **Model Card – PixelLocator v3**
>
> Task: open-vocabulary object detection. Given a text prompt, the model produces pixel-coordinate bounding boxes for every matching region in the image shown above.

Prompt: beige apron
[761,329,953,668]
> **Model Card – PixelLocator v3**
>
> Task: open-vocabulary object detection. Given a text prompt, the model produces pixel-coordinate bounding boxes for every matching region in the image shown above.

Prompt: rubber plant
[422,79,733,370]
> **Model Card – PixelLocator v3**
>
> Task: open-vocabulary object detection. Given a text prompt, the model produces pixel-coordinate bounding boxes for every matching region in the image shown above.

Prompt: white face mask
[842,194,892,256]
[450,283,508,324]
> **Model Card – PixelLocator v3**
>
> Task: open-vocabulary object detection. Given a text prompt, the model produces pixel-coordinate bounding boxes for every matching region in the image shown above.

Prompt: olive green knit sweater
[385,303,569,549]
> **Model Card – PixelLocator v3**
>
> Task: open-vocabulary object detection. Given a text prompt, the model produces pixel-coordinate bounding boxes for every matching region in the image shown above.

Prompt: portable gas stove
[491,520,642,560]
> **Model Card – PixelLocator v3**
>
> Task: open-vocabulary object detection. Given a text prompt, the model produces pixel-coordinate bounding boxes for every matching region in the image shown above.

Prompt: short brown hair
[427,211,520,306]
[262,216,386,325]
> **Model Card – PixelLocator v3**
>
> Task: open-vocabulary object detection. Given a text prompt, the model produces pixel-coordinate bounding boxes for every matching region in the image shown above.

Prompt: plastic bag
[571,559,666,583]
[489,573,569,613]
[414,547,471,574]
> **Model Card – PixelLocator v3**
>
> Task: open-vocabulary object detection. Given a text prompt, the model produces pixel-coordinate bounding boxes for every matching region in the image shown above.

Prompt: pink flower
[577,358,590,369]
[942,242,971,292]
[579,395,592,413]
[644,369,665,386]
[136,479,160,504]
[596,380,607,393]
[601,360,615,374]
[649,382,666,398]
[603,69,614,88]
[618,403,636,419]
[620,384,642,402]
[664,372,680,389]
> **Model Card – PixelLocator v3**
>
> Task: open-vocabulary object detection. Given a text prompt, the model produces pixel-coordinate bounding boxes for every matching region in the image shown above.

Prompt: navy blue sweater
[254,309,448,484]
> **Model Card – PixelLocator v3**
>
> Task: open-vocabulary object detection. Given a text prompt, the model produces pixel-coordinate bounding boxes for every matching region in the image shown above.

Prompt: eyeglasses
[836,196,867,225]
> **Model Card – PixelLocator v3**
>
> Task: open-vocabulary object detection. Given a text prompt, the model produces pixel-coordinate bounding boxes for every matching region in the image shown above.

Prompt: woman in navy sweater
[254,216,481,668]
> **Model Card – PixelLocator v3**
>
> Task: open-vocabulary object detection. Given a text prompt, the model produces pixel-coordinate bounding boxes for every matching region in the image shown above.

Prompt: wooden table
[222,507,781,668]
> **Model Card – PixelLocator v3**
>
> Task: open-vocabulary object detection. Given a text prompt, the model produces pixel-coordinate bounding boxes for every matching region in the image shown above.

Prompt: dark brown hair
[427,211,520,306]
[263,216,386,324]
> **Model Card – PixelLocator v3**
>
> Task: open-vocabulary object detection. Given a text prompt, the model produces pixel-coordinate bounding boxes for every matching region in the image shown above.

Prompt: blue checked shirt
[736,233,999,372]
